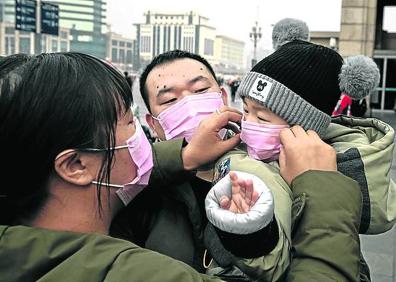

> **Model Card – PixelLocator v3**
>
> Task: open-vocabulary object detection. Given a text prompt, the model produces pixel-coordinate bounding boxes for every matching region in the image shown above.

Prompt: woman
[0,52,241,281]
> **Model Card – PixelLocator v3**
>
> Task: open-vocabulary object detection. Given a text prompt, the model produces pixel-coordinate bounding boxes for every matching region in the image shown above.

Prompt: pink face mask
[92,117,154,205]
[152,92,225,142]
[240,119,289,161]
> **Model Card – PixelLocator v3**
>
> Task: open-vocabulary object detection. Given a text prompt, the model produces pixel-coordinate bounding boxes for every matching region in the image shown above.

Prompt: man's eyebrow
[157,86,175,97]
[156,75,210,97]
[188,75,210,85]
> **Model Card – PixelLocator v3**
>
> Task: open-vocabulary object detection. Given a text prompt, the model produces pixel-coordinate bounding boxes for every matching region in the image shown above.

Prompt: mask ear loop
[151,115,160,121]
[54,149,77,161]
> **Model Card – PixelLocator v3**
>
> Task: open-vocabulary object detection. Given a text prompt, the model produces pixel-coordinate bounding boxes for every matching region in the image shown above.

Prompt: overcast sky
[107,0,396,51]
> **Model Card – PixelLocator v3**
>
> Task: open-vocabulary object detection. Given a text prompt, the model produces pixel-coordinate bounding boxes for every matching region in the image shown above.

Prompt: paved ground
[132,81,396,281]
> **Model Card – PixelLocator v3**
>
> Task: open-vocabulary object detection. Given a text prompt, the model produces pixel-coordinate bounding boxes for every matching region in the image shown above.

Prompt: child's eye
[258,116,268,122]
[243,108,249,113]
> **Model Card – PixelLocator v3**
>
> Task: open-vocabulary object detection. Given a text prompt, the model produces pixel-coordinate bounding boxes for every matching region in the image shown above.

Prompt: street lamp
[249,21,262,68]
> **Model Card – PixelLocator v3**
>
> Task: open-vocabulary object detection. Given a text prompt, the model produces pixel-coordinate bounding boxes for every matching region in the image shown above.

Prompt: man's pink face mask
[153,92,225,142]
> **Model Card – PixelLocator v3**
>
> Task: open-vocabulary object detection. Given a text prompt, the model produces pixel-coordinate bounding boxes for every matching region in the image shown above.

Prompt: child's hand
[219,171,259,213]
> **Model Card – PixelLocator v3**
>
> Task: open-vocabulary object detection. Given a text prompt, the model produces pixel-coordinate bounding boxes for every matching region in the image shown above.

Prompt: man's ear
[54,150,96,186]
[221,87,228,106]
[145,113,156,131]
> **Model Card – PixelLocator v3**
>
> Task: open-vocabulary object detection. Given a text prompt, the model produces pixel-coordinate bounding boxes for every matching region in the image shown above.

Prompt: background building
[106,31,134,72]
[310,31,339,50]
[0,0,106,57]
[134,10,244,73]
[0,0,14,23]
[214,35,245,74]
[335,0,396,111]
[50,0,107,58]
[0,3,70,55]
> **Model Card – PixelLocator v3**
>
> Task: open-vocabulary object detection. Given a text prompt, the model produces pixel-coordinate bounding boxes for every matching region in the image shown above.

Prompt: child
[205,40,395,281]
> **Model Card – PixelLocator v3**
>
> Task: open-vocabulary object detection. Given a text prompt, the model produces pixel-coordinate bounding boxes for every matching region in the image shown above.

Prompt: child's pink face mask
[240,119,289,161]
[152,92,225,142]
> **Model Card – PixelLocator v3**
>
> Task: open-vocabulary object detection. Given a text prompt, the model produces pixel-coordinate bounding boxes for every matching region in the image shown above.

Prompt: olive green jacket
[0,225,220,282]
[286,171,362,282]
[0,136,362,281]
[0,171,361,282]
[325,116,396,234]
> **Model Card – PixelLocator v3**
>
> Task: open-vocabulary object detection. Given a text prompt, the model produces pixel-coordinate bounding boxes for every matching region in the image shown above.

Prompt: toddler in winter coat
[205,39,395,281]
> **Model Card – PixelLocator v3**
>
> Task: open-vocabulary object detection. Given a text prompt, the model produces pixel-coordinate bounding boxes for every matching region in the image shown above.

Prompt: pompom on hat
[272,18,310,50]
[237,40,380,137]
[339,55,380,100]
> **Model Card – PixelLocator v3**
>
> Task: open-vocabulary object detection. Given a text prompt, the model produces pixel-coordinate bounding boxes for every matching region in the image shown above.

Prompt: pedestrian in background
[124,71,133,89]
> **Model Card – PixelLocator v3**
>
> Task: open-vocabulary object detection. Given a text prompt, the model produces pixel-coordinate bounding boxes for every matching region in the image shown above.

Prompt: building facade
[52,0,107,58]
[0,0,106,57]
[106,31,134,72]
[0,21,70,55]
[214,35,245,74]
[336,0,396,111]
[134,11,217,69]
[310,31,339,50]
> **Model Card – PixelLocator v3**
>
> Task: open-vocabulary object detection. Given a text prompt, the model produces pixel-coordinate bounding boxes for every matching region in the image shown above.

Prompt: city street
[132,81,396,282]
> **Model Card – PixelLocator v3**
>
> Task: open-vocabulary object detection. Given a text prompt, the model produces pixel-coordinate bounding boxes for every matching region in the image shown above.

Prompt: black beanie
[238,40,380,136]
[252,40,343,115]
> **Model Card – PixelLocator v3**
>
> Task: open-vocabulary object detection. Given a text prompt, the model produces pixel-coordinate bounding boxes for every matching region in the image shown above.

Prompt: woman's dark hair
[139,50,218,113]
[0,52,132,225]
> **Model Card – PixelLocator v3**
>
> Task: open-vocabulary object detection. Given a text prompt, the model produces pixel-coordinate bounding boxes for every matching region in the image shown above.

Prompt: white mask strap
[151,115,160,121]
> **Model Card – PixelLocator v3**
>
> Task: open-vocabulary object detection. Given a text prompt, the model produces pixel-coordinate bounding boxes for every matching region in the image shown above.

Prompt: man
[111,50,282,278]
[111,50,362,281]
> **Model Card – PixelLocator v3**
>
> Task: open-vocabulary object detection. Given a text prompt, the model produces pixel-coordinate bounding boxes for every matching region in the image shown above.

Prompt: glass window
[41,36,47,52]
[5,27,14,34]
[60,41,68,52]
[19,37,31,54]
[204,38,214,56]
[126,50,132,64]
[5,36,15,55]
[52,39,58,52]
[112,48,118,62]
[383,7,396,32]
[60,12,94,21]
[77,35,92,42]
[60,31,68,39]
[119,49,125,64]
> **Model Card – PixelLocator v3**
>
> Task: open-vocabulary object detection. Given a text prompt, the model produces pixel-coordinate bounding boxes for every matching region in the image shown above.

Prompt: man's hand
[182,106,242,170]
[279,126,337,185]
[219,171,259,213]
